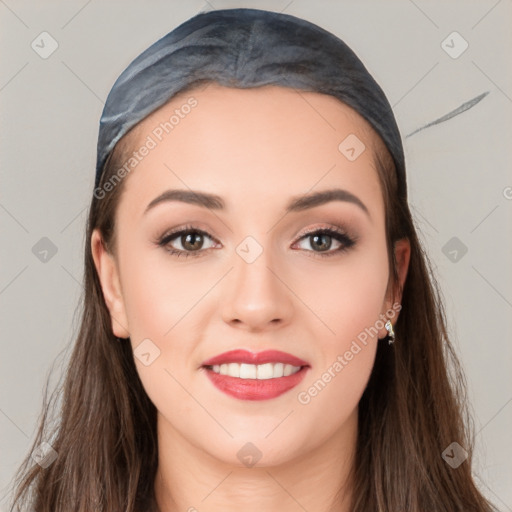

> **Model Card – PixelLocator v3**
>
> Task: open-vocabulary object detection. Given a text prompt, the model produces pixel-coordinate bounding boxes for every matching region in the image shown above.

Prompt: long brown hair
[8,9,496,512]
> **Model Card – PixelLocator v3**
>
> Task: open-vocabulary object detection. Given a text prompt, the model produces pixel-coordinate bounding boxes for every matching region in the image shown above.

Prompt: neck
[153,410,357,512]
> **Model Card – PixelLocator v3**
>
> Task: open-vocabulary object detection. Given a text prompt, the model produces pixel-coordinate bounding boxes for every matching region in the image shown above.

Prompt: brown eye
[309,233,333,252]
[294,228,355,257]
[158,226,217,258]
[180,231,204,251]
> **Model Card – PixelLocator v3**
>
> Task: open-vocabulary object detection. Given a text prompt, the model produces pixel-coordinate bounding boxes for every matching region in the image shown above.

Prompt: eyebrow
[144,188,370,218]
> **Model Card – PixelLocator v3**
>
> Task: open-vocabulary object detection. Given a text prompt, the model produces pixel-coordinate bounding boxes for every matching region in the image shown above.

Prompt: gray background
[1,0,511,510]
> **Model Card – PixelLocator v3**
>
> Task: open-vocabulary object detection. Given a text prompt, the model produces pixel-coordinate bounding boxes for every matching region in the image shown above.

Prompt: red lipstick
[202,349,308,367]
[201,349,310,401]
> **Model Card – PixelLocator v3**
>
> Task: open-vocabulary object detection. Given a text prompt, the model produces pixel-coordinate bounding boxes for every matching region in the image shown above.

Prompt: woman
[9,8,496,512]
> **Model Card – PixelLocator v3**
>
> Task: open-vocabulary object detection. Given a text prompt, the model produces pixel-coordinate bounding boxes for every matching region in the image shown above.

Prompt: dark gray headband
[95,7,406,197]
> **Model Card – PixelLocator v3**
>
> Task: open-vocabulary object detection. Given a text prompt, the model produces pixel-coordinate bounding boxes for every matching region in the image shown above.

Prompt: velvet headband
[95,7,406,197]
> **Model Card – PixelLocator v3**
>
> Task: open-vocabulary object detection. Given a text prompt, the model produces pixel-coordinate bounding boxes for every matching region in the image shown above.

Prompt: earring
[385,320,395,345]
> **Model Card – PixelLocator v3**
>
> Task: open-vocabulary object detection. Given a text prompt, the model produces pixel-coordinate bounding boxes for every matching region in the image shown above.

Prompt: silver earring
[385,320,395,345]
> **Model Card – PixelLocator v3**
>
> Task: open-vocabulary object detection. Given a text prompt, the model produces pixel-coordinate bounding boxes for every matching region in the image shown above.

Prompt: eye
[157,225,217,258]
[293,227,356,257]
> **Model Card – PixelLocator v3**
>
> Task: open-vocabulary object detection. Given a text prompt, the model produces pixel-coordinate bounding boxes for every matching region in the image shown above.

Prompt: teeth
[240,363,257,379]
[257,363,274,380]
[210,362,301,379]
[272,362,284,378]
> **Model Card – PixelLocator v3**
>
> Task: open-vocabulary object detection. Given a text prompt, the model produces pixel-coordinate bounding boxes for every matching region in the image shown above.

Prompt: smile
[208,362,302,379]
[201,349,310,401]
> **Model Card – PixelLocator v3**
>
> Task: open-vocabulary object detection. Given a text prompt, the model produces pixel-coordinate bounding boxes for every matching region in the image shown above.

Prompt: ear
[392,237,411,305]
[379,237,411,336]
[91,228,130,338]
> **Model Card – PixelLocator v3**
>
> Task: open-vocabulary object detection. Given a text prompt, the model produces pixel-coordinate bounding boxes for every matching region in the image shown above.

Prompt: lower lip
[203,366,309,401]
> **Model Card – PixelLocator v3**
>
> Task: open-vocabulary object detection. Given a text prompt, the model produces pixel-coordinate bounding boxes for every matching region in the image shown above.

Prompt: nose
[220,240,295,332]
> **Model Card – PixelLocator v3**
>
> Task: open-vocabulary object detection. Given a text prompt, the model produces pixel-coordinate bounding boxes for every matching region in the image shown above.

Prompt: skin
[92,84,410,512]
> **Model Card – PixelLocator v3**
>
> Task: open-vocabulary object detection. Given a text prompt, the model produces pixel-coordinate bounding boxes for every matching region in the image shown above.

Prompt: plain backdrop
[1,0,511,510]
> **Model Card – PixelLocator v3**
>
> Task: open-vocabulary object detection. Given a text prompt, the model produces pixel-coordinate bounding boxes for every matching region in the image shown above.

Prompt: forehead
[116,84,384,218]
[136,82,375,138]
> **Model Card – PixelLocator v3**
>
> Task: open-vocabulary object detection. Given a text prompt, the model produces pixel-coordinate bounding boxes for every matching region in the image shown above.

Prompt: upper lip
[202,349,309,367]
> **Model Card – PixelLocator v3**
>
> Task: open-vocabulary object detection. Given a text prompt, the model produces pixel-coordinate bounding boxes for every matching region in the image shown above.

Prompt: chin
[202,430,309,469]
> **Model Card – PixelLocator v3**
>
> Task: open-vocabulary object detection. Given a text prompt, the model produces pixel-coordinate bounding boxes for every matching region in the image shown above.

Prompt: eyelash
[156,223,356,259]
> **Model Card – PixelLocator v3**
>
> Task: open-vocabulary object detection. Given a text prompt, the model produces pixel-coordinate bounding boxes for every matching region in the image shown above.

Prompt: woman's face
[93,84,409,467]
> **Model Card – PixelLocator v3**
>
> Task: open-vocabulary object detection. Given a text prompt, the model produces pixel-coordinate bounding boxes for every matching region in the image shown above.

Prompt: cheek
[119,241,209,340]
[294,238,389,420]
[293,233,389,345]
[119,249,205,418]
[113,240,204,407]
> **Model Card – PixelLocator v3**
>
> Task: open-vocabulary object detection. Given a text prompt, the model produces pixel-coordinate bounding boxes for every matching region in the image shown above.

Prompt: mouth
[201,349,310,401]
